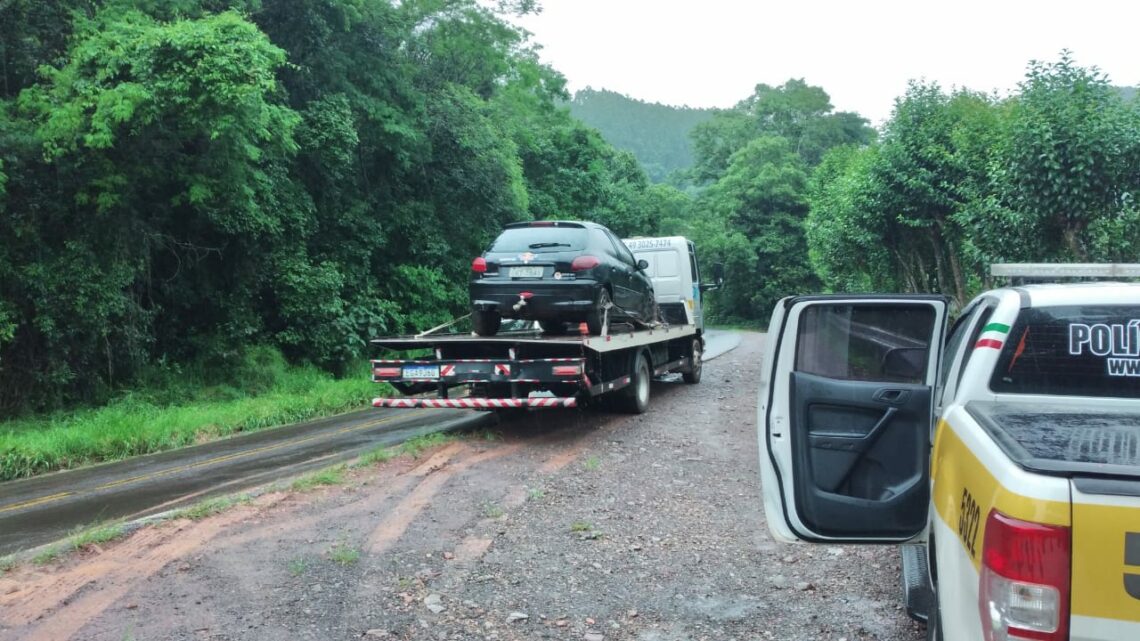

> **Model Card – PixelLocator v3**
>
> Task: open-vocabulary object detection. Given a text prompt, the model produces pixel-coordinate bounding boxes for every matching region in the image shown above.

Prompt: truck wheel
[682,337,703,384]
[472,310,501,336]
[617,352,651,414]
[585,288,611,336]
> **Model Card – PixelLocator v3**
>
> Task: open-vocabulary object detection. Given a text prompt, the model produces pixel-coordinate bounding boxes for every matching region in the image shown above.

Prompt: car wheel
[617,351,651,414]
[585,288,612,335]
[472,310,501,336]
[682,337,702,384]
[539,320,566,335]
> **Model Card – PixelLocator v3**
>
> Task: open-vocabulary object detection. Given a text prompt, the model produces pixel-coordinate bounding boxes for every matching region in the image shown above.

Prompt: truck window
[990,305,1140,398]
[796,304,935,384]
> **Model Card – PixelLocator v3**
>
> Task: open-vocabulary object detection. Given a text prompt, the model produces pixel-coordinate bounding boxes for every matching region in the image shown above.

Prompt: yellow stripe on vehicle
[930,419,1070,572]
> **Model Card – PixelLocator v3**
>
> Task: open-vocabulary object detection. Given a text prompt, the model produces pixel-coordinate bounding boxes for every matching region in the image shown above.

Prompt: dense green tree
[0,0,661,415]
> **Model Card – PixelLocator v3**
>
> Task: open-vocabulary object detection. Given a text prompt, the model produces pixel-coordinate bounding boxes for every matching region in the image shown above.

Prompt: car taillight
[529,221,555,227]
[472,257,487,273]
[979,509,1070,641]
[570,255,600,271]
[373,367,402,378]
[552,365,581,376]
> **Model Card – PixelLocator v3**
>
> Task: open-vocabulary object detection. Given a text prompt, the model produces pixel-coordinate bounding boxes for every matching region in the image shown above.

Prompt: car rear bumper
[470,279,600,319]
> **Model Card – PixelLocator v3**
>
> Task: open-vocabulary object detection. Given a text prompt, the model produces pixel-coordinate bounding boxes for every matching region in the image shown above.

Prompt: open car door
[759,295,948,543]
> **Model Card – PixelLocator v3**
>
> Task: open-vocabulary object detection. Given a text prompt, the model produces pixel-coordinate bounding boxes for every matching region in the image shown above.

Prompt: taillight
[373,367,402,378]
[979,509,1070,641]
[472,257,487,273]
[552,365,581,376]
[570,255,600,271]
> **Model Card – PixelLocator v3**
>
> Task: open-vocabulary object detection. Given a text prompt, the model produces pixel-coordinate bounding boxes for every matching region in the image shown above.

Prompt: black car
[470,221,656,336]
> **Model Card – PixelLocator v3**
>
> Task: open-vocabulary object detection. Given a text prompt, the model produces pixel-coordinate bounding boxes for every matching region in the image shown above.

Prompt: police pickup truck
[758,264,1140,641]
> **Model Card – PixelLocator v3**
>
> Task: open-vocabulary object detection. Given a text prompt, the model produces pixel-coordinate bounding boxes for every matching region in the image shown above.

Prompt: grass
[570,521,592,532]
[354,444,398,467]
[328,540,360,566]
[287,556,309,576]
[33,546,62,565]
[0,556,15,575]
[483,501,504,518]
[582,455,601,471]
[0,346,387,482]
[526,487,545,500]
[400,432,455,459]
[69,522,127,551]
[176,494,253,520]
[291,466,347,492]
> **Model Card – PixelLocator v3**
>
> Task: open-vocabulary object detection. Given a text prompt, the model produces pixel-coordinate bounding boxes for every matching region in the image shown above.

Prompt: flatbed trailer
[370,323,703,413]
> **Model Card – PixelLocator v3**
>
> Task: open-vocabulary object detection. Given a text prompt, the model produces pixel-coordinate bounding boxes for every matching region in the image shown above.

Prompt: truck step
[900,544,933,623]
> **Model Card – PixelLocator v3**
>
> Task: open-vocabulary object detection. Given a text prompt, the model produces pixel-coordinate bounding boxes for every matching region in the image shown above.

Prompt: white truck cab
[758,266,1140,641]
[623,236,721,332]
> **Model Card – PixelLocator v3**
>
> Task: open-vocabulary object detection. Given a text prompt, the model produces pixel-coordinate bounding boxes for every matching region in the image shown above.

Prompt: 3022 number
[958,488,981,559]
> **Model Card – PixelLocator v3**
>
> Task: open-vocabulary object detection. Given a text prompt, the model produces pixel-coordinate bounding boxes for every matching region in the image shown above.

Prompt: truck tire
[472,310,501,336]
[585,288,611,336]
[682,337,703,384]
[617,352,651,414]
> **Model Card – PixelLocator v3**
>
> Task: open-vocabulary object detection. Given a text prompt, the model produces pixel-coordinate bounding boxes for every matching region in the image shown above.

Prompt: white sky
[509,0,1140,126]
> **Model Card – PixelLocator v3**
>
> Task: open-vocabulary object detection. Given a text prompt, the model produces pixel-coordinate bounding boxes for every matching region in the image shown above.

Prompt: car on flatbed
[469,221,656,336]
[373,236,718,413]
[757,264,1140,641]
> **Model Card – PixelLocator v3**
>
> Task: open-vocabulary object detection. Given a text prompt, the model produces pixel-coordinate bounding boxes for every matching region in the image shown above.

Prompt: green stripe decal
[982,323,1010,333]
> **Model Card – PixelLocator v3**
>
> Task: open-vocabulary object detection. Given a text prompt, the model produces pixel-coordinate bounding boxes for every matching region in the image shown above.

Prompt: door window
[795,304,935,384]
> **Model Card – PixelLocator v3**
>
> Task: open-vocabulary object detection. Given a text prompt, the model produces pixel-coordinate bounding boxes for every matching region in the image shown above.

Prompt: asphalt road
[0,330,742,558]
[0,408,495,557]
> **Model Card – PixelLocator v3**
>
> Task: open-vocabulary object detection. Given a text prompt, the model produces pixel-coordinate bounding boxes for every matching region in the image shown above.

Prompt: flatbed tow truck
[369,236,715,413]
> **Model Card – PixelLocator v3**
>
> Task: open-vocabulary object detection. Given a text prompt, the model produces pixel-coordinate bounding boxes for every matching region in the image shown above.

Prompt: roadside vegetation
[0,347,380,481]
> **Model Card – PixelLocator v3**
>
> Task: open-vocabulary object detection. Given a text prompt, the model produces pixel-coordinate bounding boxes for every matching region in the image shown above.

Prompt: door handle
[873,388,910,404]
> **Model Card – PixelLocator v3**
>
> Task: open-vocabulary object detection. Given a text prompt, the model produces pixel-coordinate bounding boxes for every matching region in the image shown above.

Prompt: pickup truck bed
[968,401,1140,478]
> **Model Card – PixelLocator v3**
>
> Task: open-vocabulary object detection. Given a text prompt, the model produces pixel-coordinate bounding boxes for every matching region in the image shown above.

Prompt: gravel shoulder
[0,332,925,641]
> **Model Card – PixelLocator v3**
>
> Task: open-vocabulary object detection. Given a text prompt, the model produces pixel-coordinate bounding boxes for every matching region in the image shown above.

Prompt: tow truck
[369,236,720,413]
[757,264,1140,641]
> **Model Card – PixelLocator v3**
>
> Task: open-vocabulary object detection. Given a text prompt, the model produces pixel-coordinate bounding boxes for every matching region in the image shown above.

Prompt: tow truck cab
[623,236,722,331]
[758,268,1140,641]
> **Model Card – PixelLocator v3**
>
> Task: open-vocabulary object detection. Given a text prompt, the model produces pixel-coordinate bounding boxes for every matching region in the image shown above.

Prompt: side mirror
[699,263,725,292]
[637,258,649,271]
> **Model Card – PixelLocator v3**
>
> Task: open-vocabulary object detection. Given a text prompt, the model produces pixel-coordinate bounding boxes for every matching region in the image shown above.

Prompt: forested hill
[568,88,715,182]
[0,0,671,416]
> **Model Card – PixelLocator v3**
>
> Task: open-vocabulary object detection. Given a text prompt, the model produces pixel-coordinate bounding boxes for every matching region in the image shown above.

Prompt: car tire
[472,310,501,336]
[682,337,703,384]
[617,351,651,414]
[585,288,612,335]
[539,320,566,335]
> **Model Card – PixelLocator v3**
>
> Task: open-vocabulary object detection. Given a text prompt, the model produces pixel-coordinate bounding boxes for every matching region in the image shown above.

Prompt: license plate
[510,266,543,278]
[402,365,439,379]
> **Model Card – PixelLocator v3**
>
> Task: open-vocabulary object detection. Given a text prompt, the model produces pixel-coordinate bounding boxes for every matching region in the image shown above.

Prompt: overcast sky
[509,0,1140,126]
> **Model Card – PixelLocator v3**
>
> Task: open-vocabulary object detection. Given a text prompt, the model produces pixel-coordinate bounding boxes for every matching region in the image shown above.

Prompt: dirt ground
[0,332,925,641]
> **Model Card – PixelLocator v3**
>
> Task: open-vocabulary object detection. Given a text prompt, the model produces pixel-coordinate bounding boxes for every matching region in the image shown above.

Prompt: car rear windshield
[489,226,587,253]
[990,305,1140,398]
